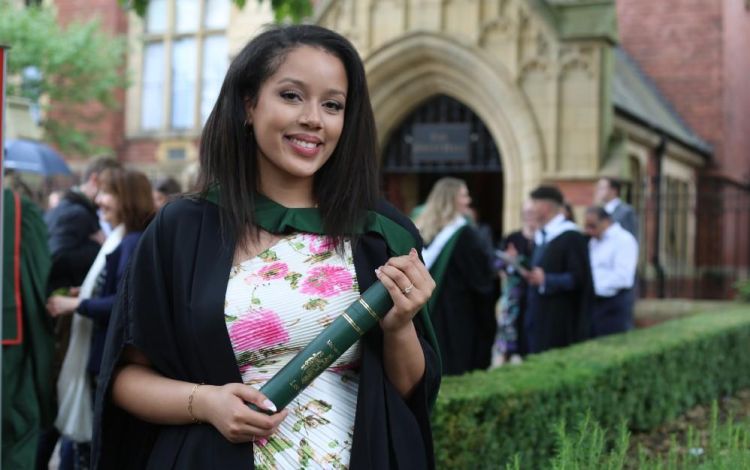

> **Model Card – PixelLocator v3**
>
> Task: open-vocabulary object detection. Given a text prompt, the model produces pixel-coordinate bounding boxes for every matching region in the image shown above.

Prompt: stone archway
[364,32,545,230]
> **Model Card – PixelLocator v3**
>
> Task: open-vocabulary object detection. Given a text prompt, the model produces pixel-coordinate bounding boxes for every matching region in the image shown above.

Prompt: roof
[613,47,712,156]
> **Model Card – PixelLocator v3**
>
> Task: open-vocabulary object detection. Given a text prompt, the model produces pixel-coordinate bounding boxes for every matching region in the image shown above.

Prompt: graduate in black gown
[416,178,495,375]
[524,186,593,354]
[92,25,440,469]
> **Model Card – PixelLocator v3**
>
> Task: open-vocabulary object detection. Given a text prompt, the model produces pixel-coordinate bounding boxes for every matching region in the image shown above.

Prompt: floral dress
[224,232,361,469]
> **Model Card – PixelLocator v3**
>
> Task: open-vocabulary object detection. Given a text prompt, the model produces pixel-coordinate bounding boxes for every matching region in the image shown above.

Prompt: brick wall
[722,0,750,182]
[617,0,750,184]
[616,0,724,164]
[120,139,160,164]
[618,0,750,285]
[51,0,128,159]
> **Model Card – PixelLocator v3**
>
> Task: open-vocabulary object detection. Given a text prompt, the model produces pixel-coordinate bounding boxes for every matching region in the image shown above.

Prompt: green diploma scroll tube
[249,282,392,413]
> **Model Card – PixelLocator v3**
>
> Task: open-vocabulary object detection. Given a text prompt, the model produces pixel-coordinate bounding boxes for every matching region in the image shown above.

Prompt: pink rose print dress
[225,233,361,469]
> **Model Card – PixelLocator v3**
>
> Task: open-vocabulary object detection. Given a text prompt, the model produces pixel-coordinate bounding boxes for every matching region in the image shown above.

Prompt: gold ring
[402,284,414,295]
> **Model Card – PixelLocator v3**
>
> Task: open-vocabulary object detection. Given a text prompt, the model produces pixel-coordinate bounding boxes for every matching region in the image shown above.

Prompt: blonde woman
[415,177,495,375]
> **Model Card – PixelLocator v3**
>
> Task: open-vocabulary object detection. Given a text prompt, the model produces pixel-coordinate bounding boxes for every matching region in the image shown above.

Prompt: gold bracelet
[188,383,203,424]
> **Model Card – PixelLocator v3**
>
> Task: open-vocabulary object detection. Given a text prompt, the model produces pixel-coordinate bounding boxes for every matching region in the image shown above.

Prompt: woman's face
[246,45,348,191]
[96,190,121,226]
[454,185,472,215]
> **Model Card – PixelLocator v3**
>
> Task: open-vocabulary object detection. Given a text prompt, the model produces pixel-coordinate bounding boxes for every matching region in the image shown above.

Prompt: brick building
[31,0,750,298]
[617,0,750,296]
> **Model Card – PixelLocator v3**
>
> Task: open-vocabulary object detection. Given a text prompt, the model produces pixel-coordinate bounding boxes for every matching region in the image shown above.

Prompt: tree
[127,0,313,22]
[0,2,127,156]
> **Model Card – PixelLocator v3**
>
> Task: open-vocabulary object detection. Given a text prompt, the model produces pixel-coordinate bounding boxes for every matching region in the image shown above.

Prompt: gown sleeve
[92,210,168,469]
[353,200,441,469]
[93,199,256,470]
[91,204,181,469]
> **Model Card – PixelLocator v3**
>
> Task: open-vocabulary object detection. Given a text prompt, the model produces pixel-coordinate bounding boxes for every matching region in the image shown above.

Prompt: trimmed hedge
[432,308,750,468]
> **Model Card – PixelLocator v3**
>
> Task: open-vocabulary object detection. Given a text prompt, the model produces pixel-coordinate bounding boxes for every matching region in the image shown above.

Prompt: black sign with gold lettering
[412,123,471,163]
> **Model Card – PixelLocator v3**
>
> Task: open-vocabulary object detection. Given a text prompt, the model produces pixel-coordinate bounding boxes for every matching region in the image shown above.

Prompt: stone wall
[317,0,615,229]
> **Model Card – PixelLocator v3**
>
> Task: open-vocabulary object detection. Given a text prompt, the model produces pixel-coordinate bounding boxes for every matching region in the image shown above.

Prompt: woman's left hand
[46,295,80,318]
[376,248,436,333]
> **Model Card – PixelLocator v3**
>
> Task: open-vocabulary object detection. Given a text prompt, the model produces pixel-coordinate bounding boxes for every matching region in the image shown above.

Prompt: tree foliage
[125,0,313,22]
[0,2,128,156]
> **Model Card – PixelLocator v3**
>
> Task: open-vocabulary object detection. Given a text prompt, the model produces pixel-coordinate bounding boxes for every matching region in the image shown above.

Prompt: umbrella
[3,139,73,176]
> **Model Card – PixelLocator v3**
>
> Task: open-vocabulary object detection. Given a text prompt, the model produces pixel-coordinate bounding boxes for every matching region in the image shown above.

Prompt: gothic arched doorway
[381,94,504,242]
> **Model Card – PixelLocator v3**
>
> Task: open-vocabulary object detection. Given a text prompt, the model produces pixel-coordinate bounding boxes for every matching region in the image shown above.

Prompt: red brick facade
[618,0,750,295]
[617,0,725,165]
[119,139,160,164]
[722,0,750,183]
[617,0,750,183]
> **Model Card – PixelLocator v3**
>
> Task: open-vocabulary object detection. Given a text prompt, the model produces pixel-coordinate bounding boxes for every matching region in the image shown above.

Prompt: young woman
[491,200,538,366]
[47,167,155,468]
[93,25,440,469]
[415,177,495,375]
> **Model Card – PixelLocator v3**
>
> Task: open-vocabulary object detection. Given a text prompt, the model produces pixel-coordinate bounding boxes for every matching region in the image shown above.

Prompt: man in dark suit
[524,186,594,354]
[594,177,638,240]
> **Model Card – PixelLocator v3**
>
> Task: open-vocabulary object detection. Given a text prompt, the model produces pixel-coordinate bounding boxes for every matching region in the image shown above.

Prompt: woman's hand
[193,383,288,444]
[376,248,436,333]
[46,295,80,317]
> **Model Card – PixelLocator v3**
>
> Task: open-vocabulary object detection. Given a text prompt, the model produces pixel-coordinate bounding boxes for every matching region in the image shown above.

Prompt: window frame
[138,0,228,135]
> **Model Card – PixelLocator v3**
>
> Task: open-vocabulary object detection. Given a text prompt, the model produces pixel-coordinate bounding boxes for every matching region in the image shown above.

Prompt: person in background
[492,200,536,366]
[44,157,121,292]
[524,186,593,354]
[416,177,495,375]
[2,189,54,470]
[93,25,439,469]
[46,168,155,470]
[37,156,121,470]
[4,170,37,203]
[594,177,638,239]
[466,206,496,264]
[563,202,576,223]
[584,206,638,337]
[152,176,182,210]
[47,190,64,211]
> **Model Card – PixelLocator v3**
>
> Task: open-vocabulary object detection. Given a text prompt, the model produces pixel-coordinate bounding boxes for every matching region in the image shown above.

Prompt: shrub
[734,279,750,302]
[535,403,750,469]
[432,308,750,468]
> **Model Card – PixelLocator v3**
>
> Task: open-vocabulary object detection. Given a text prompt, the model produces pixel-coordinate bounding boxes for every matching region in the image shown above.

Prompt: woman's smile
[246,45,347,194]
[285,133,323,157]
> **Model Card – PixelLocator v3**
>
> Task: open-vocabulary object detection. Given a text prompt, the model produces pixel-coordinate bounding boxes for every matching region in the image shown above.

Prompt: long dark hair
[197,25,379,246]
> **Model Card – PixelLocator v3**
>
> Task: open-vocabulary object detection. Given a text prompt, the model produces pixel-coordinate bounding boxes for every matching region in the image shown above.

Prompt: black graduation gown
[91,198,440,469]
[430,226,495,375]
[525,230,593,354]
